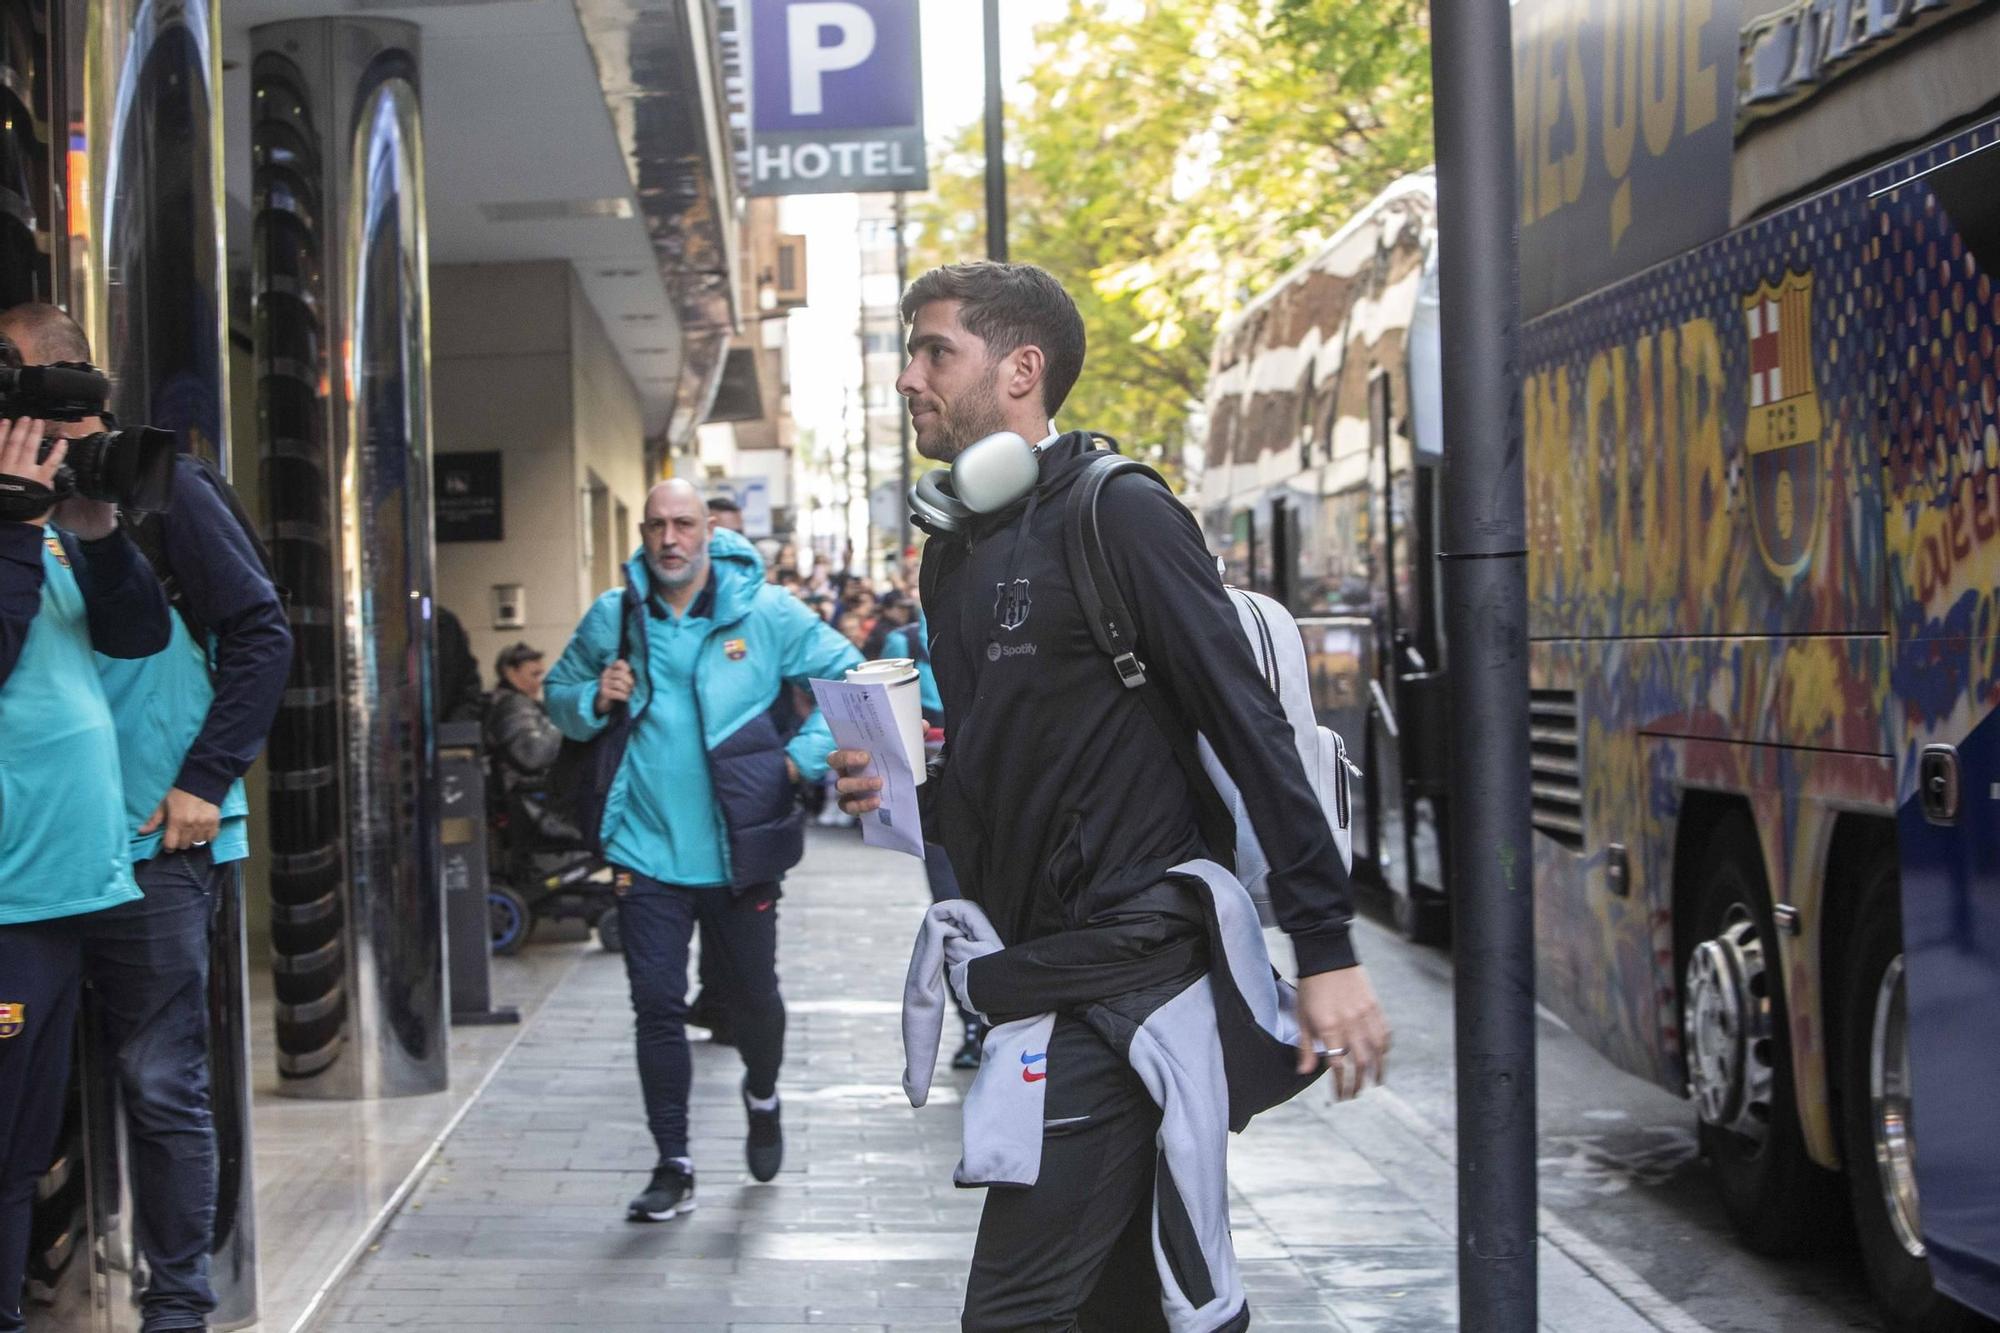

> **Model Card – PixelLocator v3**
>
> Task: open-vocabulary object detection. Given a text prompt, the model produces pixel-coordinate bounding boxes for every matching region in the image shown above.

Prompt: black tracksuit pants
[961,1017,1170,1333]
[614,874,784,1162]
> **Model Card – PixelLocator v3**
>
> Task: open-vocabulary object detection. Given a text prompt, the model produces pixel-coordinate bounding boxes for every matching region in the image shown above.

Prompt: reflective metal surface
[204,872,259,1329]
[66,0,229,464]
[0,0,54,306]
[252,16,444,1101]
[572,0,739,451]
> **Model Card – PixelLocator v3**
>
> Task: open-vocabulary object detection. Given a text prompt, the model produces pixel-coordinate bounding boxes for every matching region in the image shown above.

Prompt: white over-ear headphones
[908,431,1040,536]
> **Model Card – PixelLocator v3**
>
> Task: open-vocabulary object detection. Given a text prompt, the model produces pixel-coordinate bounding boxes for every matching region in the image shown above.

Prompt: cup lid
[848,657,916,674]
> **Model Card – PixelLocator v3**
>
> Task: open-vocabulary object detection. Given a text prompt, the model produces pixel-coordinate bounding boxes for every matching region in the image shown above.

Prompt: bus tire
[1684,812,1844,1255]
[1837,853,1993,1332]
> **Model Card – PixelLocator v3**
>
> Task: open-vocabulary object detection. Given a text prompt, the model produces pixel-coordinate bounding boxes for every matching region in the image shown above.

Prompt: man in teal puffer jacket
[547,479,861,1222]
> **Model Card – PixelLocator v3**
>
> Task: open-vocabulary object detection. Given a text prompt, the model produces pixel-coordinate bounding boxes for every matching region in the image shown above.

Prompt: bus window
[1321,487,1372,614]
[1223,508,1255,589]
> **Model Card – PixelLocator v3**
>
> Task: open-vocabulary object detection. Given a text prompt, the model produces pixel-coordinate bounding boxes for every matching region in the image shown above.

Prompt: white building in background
[857,193,914,579]
[775,190,906,582]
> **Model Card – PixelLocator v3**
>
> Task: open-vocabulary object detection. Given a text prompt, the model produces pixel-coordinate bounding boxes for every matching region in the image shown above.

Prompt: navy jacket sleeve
[69,527,171,661]
[0,520,46,686]
[161,460,293,805]
[1097,474,1359,975]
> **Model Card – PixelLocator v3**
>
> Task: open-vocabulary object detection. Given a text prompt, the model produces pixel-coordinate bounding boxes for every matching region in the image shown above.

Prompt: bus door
[1368,369,1449,939]
[1265,498,1295,609]
[1881,145,2000,1315]
[1302,484,1378,876]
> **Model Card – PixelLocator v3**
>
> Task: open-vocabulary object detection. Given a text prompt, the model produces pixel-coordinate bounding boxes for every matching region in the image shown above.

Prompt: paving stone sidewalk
[315,831,1676,1332]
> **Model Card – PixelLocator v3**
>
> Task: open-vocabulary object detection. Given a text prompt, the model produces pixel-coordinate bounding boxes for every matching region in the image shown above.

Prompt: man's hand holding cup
[594,658,635,716]
[828,749,882,815]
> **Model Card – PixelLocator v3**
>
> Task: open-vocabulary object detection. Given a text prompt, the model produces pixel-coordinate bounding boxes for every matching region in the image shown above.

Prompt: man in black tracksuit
[833,262,1391,1331]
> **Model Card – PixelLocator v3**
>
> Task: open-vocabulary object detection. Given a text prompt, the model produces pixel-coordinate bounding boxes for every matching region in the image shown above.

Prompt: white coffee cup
[845,657,926,785]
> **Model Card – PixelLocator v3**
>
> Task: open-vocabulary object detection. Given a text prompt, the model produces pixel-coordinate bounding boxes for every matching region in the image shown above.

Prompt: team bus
[1199,4,2000,1327]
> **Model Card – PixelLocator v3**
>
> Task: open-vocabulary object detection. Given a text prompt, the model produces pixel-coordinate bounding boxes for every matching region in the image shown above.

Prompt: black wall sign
[435,451,503,542]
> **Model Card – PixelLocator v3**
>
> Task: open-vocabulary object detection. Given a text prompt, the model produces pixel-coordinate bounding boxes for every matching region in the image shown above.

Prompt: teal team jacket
[0,528,168,924]
[546,530,861,888]
[97,615,252,865]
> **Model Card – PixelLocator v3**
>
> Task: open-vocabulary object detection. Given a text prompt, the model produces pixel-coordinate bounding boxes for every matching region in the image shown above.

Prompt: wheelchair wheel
[489,885,532,956]
[596,908,624,955]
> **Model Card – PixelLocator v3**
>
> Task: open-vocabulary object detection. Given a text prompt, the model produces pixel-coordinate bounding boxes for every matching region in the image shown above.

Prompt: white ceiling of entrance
[221,0,685,439]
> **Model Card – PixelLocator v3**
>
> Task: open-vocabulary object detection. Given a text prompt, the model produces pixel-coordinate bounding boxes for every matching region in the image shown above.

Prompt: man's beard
[916,373,1007,462]
[650,550,703,591]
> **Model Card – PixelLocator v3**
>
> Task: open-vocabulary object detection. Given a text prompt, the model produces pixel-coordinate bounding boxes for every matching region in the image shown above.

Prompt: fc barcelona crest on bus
[1741,272,1825,580]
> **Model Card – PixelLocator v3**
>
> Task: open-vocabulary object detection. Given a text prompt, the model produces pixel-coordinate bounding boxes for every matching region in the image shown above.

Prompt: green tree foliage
[912,0,1432,474]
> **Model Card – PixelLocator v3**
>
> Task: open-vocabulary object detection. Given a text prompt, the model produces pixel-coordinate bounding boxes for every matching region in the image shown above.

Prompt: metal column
[251,17,447,1101]
[894,192,911,565]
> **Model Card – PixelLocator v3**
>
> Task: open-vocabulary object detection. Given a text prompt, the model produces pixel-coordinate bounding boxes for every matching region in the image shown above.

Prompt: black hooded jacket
[919,431,1357,978]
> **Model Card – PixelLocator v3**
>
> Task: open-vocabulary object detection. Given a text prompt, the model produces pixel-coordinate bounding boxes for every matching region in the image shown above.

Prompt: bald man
[545,480,861,1221]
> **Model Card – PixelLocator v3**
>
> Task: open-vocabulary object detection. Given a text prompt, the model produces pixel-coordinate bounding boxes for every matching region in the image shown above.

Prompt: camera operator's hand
[0,416,60,525]
[50,495,117,540]
[828,749,883,815]
[594,658,635,716]
[139,787,222,853]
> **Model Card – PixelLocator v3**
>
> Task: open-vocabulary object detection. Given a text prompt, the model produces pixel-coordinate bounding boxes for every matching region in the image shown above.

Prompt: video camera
[0,334,176,520]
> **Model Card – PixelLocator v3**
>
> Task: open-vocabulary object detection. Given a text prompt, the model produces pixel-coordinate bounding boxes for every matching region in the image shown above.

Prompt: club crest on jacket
[993,578,1032,633]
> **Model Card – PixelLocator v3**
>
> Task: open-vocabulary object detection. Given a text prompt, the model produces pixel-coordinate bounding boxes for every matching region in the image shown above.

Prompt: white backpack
[1063,452,1358,925]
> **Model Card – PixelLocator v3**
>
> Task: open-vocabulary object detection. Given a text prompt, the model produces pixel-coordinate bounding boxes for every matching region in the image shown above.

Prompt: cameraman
[0,413,171,1333]
[0,303,292,1333]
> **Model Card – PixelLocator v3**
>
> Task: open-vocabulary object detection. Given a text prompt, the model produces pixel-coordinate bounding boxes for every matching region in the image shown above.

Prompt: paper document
[809,677,926,857]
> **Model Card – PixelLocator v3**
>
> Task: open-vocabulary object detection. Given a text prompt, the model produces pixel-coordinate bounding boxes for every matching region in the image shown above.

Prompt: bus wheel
[596,909,624,955]
[1683,813,1843,1254]
[1838,854,1990,1331]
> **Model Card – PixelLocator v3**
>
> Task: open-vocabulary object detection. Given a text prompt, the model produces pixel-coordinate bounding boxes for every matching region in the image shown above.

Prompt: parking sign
[748,0,927,196]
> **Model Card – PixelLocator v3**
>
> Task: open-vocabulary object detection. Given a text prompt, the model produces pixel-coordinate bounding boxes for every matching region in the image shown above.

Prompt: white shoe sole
[627,1198,697,1223]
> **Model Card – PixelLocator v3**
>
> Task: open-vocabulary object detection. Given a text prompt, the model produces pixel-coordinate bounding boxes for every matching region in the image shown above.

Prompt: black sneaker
[743,1082,783,1182]
[951,1022,984,1070]
[626,1162,697,1222]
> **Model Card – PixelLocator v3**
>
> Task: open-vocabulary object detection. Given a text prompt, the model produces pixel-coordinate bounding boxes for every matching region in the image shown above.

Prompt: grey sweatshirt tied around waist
[901,858,1326,1333]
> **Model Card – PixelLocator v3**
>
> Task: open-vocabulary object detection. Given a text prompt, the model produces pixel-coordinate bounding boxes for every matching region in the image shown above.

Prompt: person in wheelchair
[486,642,580,846]
[484,642,622,954]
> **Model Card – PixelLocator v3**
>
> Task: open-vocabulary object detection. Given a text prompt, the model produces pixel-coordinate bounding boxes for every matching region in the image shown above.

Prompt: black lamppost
[1430,0,1536,1327]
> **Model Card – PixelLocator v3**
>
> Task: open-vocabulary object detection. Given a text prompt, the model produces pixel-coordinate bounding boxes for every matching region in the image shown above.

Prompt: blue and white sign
[749,0,928,196]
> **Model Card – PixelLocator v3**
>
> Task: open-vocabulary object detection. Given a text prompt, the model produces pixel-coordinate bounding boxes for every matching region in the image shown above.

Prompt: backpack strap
[1064,452,1163,690]
[619,572,650,723]
[1061,449,1237,867]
